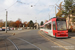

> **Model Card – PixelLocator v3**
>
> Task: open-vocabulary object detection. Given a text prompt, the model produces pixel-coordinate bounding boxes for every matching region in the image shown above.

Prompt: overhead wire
[55,0,60,5]
[34,0,40,6]
[0,1,18,17]
[48,0,60,18]
[6,1,18,10]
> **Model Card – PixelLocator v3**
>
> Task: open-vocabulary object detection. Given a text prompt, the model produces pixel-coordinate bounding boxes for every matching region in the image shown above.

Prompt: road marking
[38,31,68,50]
[7,38,19,50]
[12,36,41,50]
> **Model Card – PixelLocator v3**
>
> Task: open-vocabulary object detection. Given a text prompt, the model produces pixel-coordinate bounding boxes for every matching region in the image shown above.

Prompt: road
[0,30,75,50]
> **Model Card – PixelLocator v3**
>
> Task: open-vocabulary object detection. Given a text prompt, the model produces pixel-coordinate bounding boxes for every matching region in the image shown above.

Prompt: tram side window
[45,24,47,29]
[47,23,51,30]
[53,21,56,30]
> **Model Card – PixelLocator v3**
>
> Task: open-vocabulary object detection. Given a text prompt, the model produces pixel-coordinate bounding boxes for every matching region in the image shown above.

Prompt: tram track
[0,30,41,50]
[9,36,41,50]
[4,39,8,50]
[0,35,19,50]
[0,35,8,50]
[0,38,7,50]
[60,38,75,45]
[39,31,75,50]
[43,31,74,46]
[7,38,19,50]
[0,34,41,50]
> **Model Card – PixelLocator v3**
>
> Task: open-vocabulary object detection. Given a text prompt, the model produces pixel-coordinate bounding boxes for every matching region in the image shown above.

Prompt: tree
[45,20,48,23]
[40,21,44,26]
[29,20,34,27]
[63,0,74,29]
[23,21,27,27]
[15,19,22,27]
[0,20,3,27]
[8,21,16,27]
[56,2,63,17]
[27,22,29,27]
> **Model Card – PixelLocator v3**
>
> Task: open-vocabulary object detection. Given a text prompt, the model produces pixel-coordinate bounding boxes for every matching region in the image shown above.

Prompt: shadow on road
[68,32,75,37]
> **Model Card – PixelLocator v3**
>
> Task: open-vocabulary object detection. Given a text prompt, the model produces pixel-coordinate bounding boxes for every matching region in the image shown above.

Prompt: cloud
[0,0,64,24]
[4,0,17,6]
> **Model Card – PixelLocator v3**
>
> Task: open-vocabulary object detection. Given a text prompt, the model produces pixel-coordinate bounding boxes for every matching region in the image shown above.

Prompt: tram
[40,17,68,38]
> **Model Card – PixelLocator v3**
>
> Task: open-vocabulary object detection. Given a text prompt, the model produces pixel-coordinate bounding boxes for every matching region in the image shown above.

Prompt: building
[34,22,39,29]
[66,14,75,29]
[64,0,75,29]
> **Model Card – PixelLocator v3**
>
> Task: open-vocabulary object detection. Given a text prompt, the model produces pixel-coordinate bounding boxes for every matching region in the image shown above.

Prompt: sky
[0,0,64,23]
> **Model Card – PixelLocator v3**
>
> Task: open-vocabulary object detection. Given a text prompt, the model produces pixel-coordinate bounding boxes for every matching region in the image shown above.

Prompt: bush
[68,29,72,32]
[72,29,75,32]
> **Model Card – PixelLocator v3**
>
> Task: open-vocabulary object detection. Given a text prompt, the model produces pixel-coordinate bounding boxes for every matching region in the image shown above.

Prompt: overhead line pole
[48,13,50,20]
[55,6,56,17]
[5,9,8,33]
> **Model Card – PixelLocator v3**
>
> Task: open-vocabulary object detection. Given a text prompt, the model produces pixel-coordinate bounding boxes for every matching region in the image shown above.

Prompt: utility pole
[55,6,56,17]
[48,13,50,20]
[5,10,8,33]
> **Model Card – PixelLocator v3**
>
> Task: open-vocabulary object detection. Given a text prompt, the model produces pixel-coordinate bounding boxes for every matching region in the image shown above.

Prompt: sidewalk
[0,29,32,35]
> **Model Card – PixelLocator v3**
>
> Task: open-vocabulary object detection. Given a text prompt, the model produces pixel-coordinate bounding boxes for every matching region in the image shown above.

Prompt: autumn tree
[15,19,22,27]
[45,20,48,23]
[27,22,29,27]
[0,20,4,27]
[8,21,16,27]
[23,21,27,27]
[56,2,63,17]
[63,0,75,29]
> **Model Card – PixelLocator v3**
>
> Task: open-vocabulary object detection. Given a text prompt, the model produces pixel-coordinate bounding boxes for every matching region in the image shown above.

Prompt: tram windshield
[57,21,67,30]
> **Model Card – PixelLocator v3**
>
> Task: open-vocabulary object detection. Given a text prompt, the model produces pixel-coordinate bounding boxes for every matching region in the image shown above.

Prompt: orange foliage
[0,20,3,27]
[56,2,63,17]
[70,25,73,30]
[23,21,27,27]
[9,21,16,27]
[15,19,22,27]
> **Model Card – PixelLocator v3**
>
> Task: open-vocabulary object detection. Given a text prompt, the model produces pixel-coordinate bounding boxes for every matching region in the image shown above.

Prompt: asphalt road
[0,30,75,50]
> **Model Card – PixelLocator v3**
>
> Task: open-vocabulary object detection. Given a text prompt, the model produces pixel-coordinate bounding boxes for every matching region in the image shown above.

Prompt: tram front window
[57,21,67,30]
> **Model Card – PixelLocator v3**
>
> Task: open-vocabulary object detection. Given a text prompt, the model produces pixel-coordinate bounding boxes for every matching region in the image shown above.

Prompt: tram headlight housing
[57,33,60,35]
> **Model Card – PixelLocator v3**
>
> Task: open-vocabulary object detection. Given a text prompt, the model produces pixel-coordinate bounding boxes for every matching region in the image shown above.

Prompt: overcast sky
[0,0,64,23]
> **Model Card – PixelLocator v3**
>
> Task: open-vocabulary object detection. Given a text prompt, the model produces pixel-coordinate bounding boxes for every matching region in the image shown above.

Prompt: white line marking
[7,38,19,50]
[12,36,41,50]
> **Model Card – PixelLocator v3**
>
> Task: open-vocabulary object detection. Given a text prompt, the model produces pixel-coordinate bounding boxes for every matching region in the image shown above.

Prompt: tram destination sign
[56,18,66,21]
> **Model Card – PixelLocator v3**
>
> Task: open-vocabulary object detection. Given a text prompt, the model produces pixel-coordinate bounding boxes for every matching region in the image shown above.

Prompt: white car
[18,28,22,30]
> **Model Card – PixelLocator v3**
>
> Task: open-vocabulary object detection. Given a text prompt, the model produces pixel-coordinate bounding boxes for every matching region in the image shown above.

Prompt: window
[53,21,56,30]
[45,23,51,30]
[57,21,67,30]
[47,23,51,29]
[45,24,47,29]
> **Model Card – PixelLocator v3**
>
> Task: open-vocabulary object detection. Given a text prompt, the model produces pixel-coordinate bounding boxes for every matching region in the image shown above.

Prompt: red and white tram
[40,17,68,38]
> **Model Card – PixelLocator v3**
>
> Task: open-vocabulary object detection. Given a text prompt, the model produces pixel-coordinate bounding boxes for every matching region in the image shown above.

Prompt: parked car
[2,27,10,31]
[18,28,22,30]
[10,27,14,30]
